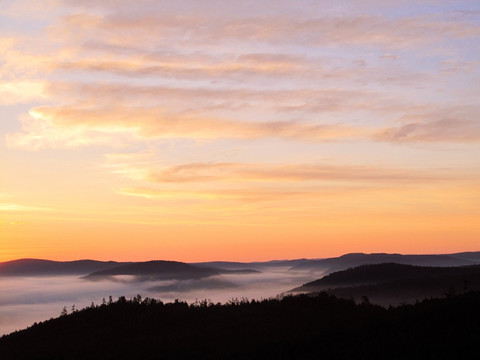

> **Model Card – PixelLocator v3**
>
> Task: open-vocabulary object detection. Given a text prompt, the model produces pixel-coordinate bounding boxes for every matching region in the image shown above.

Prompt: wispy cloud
[0,203,52,212]
[10,100,478,149]
[375,108,480,143]
[145,162,446,184]
[0,220,26,227]
[53,11,480,50]
[108,156,464,205]
[376,119,480,143]
[6,105,364,149]
[0,81,49,105]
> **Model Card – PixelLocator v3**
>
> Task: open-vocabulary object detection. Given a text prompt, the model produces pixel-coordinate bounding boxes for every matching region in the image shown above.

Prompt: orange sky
[1,0,479,262]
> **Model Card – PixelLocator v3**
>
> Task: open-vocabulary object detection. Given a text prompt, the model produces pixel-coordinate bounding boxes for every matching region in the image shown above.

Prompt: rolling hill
[3,252,479,278]
[82,260,222,281]
[290,252,480,273]
[291,263,480,305]
[193,258,313,270]
[0,259,128,277]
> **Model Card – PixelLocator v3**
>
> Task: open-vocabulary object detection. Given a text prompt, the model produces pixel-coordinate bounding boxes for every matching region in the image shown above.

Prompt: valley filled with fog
[0,266,322,336]
[3,251,480,336]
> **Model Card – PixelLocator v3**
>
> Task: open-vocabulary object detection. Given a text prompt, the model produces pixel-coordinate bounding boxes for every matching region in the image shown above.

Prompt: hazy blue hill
[193,261,249,269]
[292,263,480,305]
[450,251,480,262]
[193,258,312,270]
[0,259,128,276]
[217,269,260,274]
[4,252,478,278]
[257,258,315,267]
[83,260,221,281]
[290,252,480,273]
[0,258,259,280]
[1,291,479,359]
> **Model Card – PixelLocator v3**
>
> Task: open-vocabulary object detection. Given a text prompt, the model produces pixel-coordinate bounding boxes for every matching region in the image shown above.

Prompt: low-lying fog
[0,267,325,336]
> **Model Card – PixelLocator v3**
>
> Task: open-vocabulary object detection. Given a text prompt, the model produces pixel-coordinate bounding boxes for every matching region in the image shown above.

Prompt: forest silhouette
[1,290,480,359]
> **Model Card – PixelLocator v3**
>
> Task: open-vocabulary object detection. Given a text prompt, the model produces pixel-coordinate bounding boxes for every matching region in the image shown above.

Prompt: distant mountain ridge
[290,252,480,273]
[0,259,129,276]
[0,259,259,279]
[2,251,479,279]
[83,260,221,281]
[193,258,312,270]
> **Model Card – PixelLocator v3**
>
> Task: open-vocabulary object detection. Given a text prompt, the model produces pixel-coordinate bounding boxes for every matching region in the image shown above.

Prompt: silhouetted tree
[444,285,456,297]
[361,295,370,305]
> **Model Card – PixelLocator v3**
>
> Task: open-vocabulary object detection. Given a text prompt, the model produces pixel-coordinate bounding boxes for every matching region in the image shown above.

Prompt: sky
[1,0,479,262]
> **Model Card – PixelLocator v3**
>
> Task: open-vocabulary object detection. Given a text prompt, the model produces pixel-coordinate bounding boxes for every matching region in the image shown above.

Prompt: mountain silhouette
[291,263,480,305]
[2,252,478,278]
[290,252,480,273]
[82,260,221,281]
[0,259,128,276]
[193,258,312,270]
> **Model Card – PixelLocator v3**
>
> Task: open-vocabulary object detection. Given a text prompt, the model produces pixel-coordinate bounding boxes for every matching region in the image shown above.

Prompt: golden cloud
[6,105,364,149]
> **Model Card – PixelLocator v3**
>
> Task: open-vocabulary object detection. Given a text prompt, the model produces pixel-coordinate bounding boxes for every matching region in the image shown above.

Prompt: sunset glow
[1,0,479,262]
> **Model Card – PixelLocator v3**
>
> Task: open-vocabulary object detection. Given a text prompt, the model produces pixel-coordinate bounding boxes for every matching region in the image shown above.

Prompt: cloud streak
[376,119,480,143]
[145,162,446,184]
[54,11,480,50]
[9,102,479,149]
[110,158,466,205]
[6,105,364,149]
[0,203,52,212]
[374,106,480,143]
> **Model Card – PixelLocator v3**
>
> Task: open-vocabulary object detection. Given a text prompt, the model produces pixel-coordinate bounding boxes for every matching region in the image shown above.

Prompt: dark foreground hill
[291,263,480,305]
[1,292,480,360]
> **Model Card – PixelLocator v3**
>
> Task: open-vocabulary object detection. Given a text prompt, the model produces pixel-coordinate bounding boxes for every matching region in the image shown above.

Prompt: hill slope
[193,258,313,270]
[291,263,480,305]
[82,260,221,281]
[290,252,480,273]
[1,292,480,359]
[0,259,128,276]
